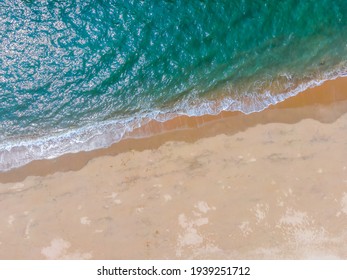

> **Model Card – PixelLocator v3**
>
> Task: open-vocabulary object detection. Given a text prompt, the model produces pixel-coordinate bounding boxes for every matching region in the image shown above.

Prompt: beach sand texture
[0,78,347,259]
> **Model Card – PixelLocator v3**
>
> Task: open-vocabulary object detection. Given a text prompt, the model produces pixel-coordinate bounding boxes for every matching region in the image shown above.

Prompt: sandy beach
[1,77,347,259]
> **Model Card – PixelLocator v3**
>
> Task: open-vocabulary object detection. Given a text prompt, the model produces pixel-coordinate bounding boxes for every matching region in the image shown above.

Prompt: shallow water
[1,0,347,171]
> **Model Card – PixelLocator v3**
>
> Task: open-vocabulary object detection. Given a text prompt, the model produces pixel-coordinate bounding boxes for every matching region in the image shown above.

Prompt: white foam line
[1,68,347,172]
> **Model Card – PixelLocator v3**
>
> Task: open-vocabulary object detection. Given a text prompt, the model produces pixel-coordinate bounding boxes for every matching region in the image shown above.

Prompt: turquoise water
[1,0,347,171]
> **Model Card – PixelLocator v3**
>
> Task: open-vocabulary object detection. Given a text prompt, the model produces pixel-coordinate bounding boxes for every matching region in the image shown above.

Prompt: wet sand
[0,77,347,259]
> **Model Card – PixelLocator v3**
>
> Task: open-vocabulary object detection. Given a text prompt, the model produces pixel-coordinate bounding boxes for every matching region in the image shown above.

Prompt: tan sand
[0,77,347,259]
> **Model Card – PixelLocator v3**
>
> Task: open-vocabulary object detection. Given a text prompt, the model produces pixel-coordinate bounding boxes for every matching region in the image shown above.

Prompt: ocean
[1,0,347,171]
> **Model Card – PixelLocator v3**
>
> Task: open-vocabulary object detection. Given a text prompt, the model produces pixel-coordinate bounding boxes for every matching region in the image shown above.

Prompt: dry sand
[0,77,347,259]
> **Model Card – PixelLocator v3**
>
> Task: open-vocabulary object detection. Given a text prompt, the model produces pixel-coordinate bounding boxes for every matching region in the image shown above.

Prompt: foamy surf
[1,69,346,172]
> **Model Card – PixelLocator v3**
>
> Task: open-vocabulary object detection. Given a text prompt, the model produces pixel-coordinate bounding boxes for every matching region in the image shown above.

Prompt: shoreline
[1,75,347,259]
[1,76,347,183]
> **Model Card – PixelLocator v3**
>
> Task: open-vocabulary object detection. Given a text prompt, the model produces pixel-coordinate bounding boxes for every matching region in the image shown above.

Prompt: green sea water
[1,0,347,171]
